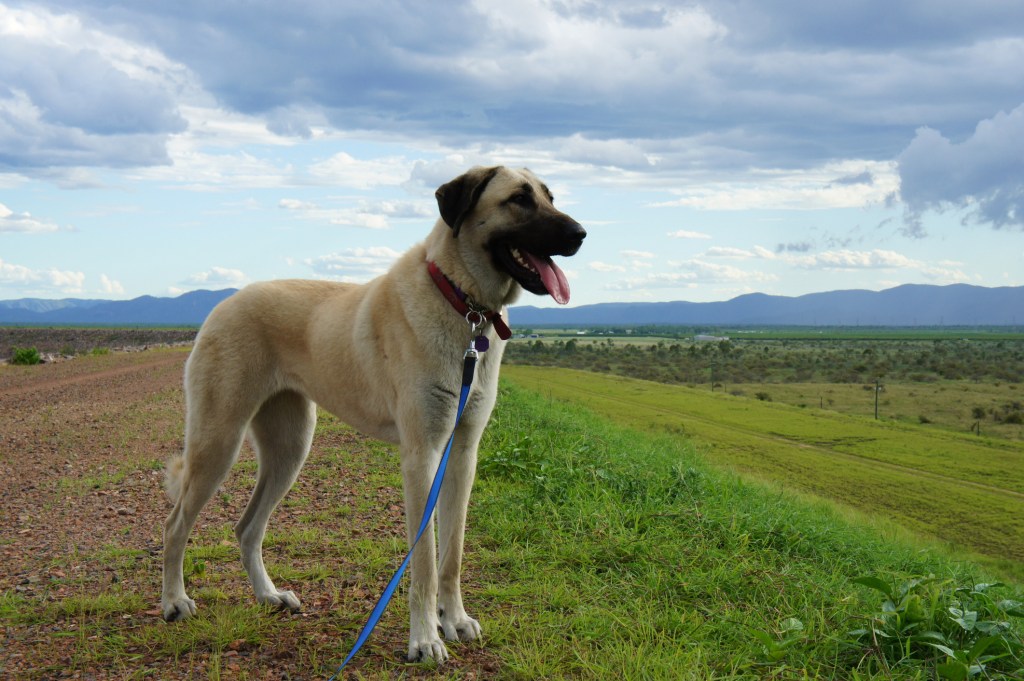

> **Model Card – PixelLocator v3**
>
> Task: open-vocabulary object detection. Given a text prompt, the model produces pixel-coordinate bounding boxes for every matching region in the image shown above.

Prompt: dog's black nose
[562,218,586,256]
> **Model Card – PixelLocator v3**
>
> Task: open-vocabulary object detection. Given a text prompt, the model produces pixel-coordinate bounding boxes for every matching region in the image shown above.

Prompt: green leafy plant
[11,346,42,365]
[849,574,1024,679]
[183,555,207,589]
[752,617,805,663]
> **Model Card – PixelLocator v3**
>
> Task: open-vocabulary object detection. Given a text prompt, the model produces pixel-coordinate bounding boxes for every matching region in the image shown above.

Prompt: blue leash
[328,345,479,678]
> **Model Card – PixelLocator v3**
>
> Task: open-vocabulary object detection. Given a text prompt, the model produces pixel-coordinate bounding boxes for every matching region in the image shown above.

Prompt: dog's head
[435,166,586,305]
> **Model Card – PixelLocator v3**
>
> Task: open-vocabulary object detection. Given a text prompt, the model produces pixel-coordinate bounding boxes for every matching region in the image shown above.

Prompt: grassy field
[503,365,1024,580]
[3,351,1023,679]
[726,380,1024,441]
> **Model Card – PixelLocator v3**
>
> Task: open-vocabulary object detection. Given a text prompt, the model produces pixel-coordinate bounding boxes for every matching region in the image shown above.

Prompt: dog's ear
[435,166,500,238]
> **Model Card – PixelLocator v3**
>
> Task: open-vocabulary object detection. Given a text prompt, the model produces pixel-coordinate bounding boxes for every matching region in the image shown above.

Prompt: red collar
[427,261,512,340]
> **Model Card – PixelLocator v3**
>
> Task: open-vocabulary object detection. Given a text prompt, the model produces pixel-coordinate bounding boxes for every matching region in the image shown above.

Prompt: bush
[11,347,41,365]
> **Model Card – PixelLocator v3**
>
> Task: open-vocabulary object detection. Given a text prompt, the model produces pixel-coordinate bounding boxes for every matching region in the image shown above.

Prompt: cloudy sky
[2,1,1023,307]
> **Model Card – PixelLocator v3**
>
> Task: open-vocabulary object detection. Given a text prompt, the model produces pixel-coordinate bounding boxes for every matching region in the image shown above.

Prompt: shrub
[755,391,772,402]
[11,347,41,365]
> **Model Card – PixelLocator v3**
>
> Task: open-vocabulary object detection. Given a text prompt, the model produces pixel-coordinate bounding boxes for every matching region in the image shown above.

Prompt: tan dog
[161,166,586,662]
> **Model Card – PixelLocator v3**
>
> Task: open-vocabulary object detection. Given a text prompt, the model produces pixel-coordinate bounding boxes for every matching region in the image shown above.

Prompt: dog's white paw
[257,589,301,612]
[407,634,450,663]
[440,609,481,642]
[162,595,197,622]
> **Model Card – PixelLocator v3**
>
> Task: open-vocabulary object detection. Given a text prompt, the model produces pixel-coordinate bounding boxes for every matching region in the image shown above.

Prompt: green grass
[503,365,1024,576]
[472,381,1024,678]
[727,380,1024,441]
[6,351,1024,678]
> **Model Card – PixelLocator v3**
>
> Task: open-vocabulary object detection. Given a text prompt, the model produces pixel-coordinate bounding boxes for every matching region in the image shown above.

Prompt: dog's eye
[507,193,533,208]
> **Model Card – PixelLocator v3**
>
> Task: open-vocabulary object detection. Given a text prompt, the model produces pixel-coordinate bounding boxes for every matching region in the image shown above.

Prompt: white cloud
[605,272,697,291]
[667,229,712,240]
[605,257,776,292]
[899,103,1024,231]
[0,203,59,233]
[657,160,900,211]
[0,257,84,293]
[99,274,125,295]
[463,1,726,91]
[279,196,431,229]
[589,261,627,273]
[0,4,190,170]
[305,247,403,280]
[705,246,757,259]
[182,266,248,287]
[558,134,656,168]
[308,152,413,190]
[785,249,919,270]
[669,258,778,284]
[132,146,293,190]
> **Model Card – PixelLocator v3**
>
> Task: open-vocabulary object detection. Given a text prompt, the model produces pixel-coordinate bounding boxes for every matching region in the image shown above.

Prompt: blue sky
[1,1,1023,307]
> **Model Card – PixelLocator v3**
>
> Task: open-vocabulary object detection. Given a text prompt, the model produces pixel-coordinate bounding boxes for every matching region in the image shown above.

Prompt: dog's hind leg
[236,390,316,612]
[163,421,247,621]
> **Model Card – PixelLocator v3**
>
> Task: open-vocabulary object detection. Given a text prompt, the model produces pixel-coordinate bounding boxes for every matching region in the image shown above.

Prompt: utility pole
[874,379,880,420]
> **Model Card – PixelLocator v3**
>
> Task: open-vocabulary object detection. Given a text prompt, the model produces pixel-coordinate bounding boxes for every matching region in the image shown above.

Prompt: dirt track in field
[0,348,498,680]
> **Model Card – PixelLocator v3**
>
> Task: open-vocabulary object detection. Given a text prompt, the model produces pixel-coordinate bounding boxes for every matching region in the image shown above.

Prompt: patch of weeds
[11,346,41,365]
[750,617,805,665]
[194,586,230,603]
[848,574,1024,679]
[0,591,37,625]
[53,591,146,618]
[132,603,274,659]
[58,470,127,494]
[299,510,333,524]
[184,555,208,589]
[479,434,545,481]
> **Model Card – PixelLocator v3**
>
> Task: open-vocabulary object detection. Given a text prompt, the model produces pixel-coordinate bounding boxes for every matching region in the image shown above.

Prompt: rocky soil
[0,328,197,364]
[0,346,498,679]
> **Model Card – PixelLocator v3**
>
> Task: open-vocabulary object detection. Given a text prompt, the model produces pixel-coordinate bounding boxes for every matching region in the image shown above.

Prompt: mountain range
[0,284,1021,327]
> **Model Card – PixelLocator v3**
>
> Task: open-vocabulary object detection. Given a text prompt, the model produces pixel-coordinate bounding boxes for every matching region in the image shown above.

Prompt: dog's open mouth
[498,245,571,305]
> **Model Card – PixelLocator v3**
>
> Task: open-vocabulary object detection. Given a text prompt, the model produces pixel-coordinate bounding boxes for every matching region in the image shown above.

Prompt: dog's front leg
[400,445,448,663]
[436,421,483,643]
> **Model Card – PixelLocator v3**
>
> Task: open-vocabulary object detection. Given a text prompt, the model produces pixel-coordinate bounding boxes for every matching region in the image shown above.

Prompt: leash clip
[465,309,483,331]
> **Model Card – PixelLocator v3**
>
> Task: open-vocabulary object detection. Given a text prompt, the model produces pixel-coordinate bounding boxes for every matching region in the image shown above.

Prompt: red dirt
[0,348,500,680]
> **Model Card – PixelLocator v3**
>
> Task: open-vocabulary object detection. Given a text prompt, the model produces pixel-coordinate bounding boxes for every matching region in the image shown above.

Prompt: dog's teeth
[509,248,535,271]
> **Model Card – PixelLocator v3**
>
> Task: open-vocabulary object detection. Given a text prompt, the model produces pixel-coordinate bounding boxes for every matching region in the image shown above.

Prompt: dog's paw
[257,589,301,612]
[162,596,197,622]
[407,635,449,664]
[440,609,481,642]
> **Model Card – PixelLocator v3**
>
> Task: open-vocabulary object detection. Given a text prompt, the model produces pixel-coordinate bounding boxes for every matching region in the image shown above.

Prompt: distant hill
[510,284,1024,327]
[1,283,1021,327]
[0,289,238,325]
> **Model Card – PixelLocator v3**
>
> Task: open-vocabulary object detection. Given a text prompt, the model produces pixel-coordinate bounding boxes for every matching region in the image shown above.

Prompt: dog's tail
[164,454,186,504]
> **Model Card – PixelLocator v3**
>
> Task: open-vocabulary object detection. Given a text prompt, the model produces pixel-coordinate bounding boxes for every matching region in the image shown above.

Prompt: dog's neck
[427,261,512,340]
[423,222,521,311]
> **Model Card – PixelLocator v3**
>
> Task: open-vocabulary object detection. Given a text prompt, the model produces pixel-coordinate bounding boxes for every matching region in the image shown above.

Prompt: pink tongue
[523,252,571,305]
